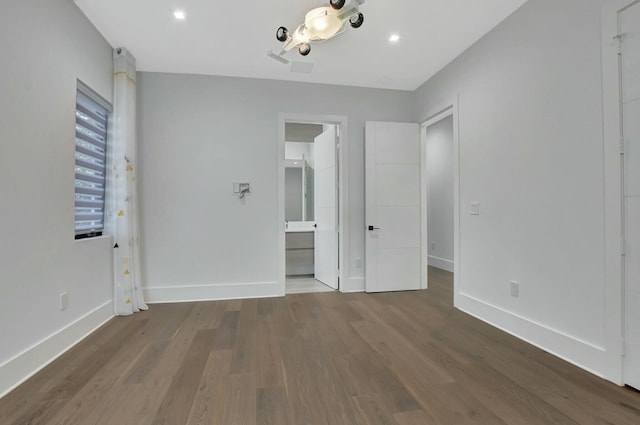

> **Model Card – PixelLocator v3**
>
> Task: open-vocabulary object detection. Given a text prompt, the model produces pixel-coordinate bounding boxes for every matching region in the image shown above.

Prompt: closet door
[365,121,421,293]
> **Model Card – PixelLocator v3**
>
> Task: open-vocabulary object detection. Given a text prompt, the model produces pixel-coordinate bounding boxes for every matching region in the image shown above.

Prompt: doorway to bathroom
[278,115,346,294]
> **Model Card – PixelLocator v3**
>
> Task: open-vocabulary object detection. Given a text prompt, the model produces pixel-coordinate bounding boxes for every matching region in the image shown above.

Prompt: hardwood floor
[2,267,640,424]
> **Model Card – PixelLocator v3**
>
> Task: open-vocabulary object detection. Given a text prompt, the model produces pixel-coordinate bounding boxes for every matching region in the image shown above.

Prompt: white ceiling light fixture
[173,10,186,20]
[389,33,400,43]
[269,0,365,62]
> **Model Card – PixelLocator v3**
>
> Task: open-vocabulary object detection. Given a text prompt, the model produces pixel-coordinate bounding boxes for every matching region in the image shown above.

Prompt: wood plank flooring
[2,267,640,424]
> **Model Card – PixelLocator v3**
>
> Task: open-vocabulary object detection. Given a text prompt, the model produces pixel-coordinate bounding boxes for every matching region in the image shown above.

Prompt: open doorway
[421,103,460,303]
[279,116,345,294]
[424,115,454,274]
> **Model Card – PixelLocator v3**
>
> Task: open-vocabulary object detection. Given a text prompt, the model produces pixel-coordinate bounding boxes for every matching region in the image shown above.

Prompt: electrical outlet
[59,292,69,311]
[470,202,480,215]
[355,258,362,268]
[510,281,519,298]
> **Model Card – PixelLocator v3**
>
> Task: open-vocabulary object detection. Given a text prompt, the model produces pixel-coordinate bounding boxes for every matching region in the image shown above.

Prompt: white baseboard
[0,301,114,399]
[456,292,610,381]
[144,281,282,303]
[145,277,366,303]
[428,255,454,272]
[341,276,365,293]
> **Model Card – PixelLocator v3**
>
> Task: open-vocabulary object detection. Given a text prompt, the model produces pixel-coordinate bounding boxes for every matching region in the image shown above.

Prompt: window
[74,83,110,239]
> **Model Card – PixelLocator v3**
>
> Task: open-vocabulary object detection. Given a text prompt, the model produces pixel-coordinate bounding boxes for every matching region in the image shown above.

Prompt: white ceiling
[75,0,528,91]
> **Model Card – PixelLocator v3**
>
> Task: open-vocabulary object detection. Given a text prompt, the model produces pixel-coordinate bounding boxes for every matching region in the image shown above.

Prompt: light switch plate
[470,202,480,215]
[59,292,69,311]
[510,281,519,298]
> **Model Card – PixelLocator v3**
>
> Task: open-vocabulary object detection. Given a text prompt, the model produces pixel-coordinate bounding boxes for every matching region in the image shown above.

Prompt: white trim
[143,281,282,303]
[278,113,349,294]
[0,301,114,398]
[419,97,461,299]
[340,276,365,293]
[422,107,455,128]
[77,79,112,112]
[74,234,113,244]
[601,0,636,385]
[420,122,429,290]
[457,293,608,379]
[427,255,454,273]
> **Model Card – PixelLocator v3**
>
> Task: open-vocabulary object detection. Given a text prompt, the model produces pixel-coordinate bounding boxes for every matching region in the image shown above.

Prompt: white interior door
[622,1,640,390]
[365,122,421,293]
[314,126,338,289]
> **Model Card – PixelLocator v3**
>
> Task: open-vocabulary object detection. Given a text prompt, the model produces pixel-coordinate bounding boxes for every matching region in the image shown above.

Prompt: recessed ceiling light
[173,10,186,20]
[389,34,400,43]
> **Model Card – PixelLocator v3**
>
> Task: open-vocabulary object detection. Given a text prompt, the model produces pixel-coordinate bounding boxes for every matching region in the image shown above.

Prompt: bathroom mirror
[285,146,314,222]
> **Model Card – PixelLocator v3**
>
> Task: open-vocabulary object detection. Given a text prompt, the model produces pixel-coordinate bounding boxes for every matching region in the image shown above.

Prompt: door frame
[419,97,461,304]
[602,0,638,385]
[278,113,348,294]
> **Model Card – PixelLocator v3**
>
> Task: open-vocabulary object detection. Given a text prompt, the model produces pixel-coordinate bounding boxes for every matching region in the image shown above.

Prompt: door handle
[368,225,381,231]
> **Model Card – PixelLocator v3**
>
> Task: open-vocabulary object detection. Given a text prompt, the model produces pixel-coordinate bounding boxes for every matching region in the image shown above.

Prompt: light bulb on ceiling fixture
[312,19,329,32]
[173,10,186,20]
[389,33,400,43]
[305,7,343,39]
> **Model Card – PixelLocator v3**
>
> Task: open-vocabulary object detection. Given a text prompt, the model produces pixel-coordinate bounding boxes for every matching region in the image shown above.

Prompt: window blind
[74,90,109,239]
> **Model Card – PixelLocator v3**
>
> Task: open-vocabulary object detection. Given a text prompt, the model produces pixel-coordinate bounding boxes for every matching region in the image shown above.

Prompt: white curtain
[109,47,148,315]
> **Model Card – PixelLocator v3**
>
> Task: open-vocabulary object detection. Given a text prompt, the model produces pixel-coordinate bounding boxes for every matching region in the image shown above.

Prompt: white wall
[137,73,413,299]
[426,115,454,271]
[0,0,114,395]
[414,0,615,380]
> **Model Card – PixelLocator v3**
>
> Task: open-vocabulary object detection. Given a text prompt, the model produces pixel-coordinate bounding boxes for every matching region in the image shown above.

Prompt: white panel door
[314,126,338,289]
[365,122,421,293]
[622,0,640,390]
